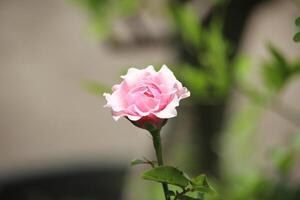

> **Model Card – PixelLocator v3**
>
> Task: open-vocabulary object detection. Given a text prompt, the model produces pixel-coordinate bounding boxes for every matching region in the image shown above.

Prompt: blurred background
[0,0,300,199]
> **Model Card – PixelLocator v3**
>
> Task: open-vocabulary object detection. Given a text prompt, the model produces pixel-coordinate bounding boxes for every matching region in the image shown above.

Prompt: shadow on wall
[0,166,126,200]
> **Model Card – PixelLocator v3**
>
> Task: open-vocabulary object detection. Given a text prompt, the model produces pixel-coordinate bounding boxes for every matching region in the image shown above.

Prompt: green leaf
[263,65,285,91]
[293,32,300,42]
[262,44,291,91]
[169,191,176,196]
[190,174,214,193]
[81,80,110,95]
[142,166,190,188]
[177,195,202,200]
[267,44,287,67]
[191,174,209,187]
[291,60,300,74]
[295,17,300,27]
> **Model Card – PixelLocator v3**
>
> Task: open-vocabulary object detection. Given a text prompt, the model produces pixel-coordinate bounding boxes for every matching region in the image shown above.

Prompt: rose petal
[121,65,156,88]
[157,65,177,88]
[154,96,179,118]
[111,106,142,121]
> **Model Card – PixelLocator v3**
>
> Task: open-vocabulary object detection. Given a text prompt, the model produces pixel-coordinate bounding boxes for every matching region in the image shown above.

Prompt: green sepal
[131,159,147,166]
[131,158,156,167]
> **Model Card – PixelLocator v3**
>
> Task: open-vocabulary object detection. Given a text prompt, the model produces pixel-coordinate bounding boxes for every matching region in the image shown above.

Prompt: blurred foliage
[262,44,300,92]
[293,17,300,42]
[171,10,231,102]
[71,0,300,200]
[270,133,300,176]
[81,79,110,95]
[170,4,202,49]
[221,132,300,200]
[69,0,140,38]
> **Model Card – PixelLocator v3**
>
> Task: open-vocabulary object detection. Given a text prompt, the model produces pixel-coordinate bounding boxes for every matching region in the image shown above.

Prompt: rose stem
[150,129,170,200]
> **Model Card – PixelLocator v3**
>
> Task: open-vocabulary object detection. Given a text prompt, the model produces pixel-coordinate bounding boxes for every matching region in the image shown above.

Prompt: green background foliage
[71,0,300,200]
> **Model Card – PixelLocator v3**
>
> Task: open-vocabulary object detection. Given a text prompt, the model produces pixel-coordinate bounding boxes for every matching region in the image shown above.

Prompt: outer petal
[157,65,177,88]
[103,92,122,111]
[103,92,123,112]
[111,108,142,121]
[103,80,131,111]
[179,87,190,99]
[112,113,141,121]
[126,115,142,121]
[175,82,191,100]
[153,96,179,118]
[120,65,156,88]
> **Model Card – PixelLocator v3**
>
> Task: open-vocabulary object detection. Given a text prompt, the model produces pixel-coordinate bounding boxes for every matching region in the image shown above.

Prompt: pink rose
[104,65,190,131]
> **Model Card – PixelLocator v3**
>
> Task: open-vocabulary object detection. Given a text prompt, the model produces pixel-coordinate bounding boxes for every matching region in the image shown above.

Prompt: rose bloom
[104,65,190,131]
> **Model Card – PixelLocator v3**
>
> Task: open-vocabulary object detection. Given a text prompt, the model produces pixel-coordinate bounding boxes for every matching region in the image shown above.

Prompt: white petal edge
[153,96,179,119]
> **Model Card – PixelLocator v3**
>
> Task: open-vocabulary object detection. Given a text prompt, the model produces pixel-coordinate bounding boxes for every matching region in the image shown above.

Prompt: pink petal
[157,65,177,88]
[120,65,156,88]
[154,96,179,118]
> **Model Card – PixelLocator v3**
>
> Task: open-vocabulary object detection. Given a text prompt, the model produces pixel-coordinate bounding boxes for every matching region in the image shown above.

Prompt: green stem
[151,129,170,200]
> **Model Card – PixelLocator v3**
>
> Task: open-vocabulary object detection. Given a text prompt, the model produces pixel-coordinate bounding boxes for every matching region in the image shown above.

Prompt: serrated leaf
[295,17,300,27]
[191,174,214,193]
[142,166,189,187]
[191,174,208,186]
[293,32,300,42]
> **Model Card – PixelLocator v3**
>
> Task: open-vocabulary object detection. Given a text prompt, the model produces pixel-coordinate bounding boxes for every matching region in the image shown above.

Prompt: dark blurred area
[0,0,300,200]
[0,167,125,200]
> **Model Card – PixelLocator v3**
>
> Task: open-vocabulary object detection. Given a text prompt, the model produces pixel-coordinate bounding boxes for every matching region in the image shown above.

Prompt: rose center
[142,84,161,99]
[144,90,154,98]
